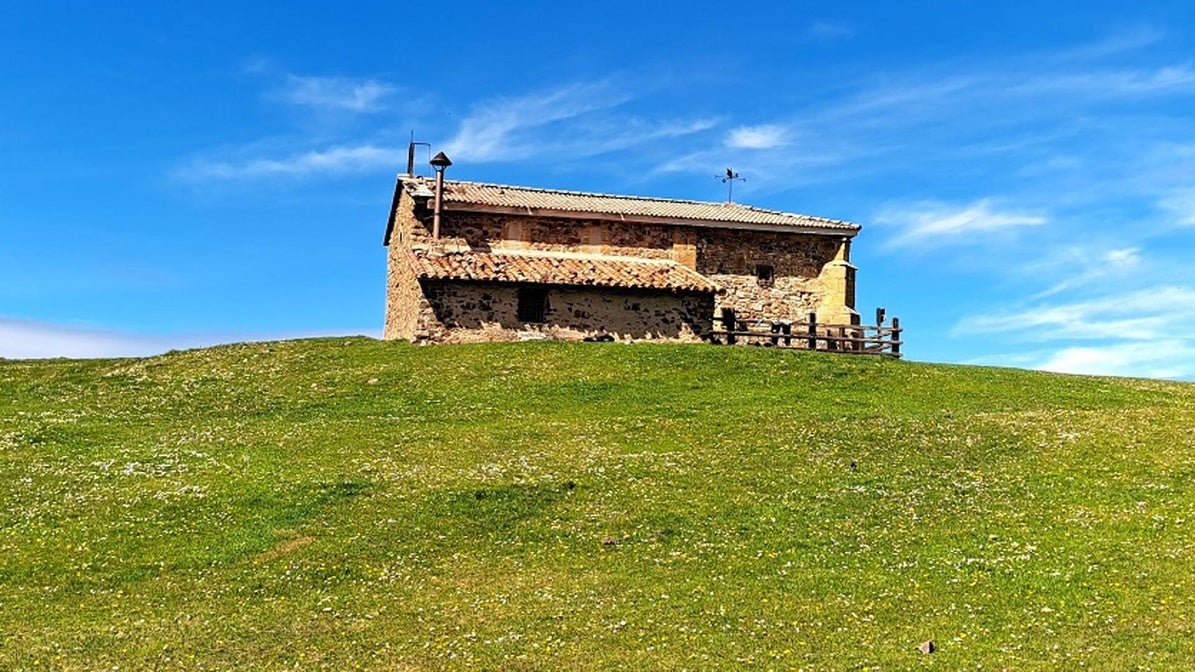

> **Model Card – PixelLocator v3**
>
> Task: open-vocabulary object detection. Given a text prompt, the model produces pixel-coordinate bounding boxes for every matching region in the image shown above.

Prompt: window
[517,286,549,323]
[755,264,775,287]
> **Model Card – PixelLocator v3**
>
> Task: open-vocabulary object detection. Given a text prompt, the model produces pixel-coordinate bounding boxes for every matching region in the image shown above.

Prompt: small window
[517,286,549,323]
[755,264,775,287]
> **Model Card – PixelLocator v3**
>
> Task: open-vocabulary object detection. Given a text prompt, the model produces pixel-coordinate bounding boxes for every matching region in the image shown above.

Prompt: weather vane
[716,168,746,203]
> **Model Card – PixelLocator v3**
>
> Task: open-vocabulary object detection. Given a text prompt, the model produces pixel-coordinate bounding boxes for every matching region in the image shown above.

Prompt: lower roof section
[408,247,718,293]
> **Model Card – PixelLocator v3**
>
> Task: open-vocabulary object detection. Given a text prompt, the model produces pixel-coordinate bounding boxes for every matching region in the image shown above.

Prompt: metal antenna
[716,168,746,203]
[406,131,432,176]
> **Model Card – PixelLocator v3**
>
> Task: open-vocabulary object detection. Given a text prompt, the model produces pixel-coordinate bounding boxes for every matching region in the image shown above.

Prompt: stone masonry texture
[383,185,857,344]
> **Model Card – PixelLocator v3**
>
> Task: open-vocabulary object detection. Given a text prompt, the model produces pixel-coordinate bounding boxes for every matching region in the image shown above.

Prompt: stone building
[383,172,860,344]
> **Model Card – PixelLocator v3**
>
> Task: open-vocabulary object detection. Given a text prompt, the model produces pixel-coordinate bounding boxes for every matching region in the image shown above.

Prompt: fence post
[807,312,817,350]
[723,307,737,345]
[891,317,901,358]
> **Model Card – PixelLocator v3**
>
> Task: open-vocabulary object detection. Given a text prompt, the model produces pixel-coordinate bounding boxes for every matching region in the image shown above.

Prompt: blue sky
[5,2,1195,378]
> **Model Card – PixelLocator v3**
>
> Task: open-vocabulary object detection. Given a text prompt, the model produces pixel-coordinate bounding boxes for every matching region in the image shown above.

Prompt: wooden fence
[709,307,903,358]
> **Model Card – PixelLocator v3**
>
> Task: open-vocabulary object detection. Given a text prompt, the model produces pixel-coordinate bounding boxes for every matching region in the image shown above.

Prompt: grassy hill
[2,338,1194,670]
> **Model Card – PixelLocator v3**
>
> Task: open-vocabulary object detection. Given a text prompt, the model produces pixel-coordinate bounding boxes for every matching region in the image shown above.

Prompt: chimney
[429,151,453,239]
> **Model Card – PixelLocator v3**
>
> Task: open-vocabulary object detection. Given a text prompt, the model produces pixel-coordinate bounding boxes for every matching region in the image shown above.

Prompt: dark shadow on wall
[422,281,714,340]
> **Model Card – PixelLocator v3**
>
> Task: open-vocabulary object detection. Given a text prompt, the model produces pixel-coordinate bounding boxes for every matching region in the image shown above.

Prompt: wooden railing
[709,307,903,358]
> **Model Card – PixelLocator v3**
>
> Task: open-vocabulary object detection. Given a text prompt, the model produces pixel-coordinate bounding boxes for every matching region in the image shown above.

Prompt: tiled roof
[401,178,858,232]
[408,248,717,293]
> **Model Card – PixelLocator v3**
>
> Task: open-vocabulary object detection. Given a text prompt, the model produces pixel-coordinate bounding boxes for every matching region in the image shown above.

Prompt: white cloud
[175,79,717,183]
[1158,189,1195,226]
[176,144,404,181]
[1104,248,1141,265]
[803,20,853,42]
[443,82,631,163]
[1034,340,1195,379]
[957,283,1195,380]
[973,340,1195,379]
[700,37,1195,190]
[725,125,789,150]
[1009,65,1195,99]
[1054,26,1165,61]
[0,318,379,360]
[877,199,1046,247]
[663,37,1195,194]
[839,63,1195,128]
[0,319,185,359]
[276,75,395,112]
[546,117,719,161]
[438,82,716,166]
[958,286,1195,342]
[1028,246,1141,299]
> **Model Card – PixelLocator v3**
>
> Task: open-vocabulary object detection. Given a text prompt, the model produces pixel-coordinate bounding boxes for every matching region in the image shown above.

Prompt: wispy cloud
[725,124,789,149]
[1007,64,1195,98]
[1034,340,1195,379]
[691,29,1195,193]
[443,82,631,162]
[972,339,1195,379]
[173,69,414,182]
[957,286,1195,343]
[0,318,378,359]
[637,34,1195,194]
[1054,25,1165,61]
[803,20,853,42]
[274,75,395,112]
[781,63,1195,155]
[1158,188,1195,226]
[1028,246,1142,299]
[174,77,719,183]
[544,117,718,160]
[440,82,717,165]
[0,319,184,359]
[876,199,1046,248]
[175,144,404,181]
[956,282,1195,379]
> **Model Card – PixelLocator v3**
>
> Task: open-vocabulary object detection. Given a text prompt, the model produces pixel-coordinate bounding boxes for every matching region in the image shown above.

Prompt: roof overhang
[441,202,860,238]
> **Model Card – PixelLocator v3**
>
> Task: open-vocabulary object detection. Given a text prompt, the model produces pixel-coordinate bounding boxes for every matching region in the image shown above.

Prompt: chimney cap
[429,151,453,170]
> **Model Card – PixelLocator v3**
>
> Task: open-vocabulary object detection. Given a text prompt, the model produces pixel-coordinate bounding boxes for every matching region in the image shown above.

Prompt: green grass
[2,338,1194,670]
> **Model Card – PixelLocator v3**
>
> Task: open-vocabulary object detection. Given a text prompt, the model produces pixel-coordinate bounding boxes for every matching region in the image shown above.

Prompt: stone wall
[384,195,858,343]
[382,191,438,341]
[696,228,846,322]
[438,212,678,261]
[418,281,713,344]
